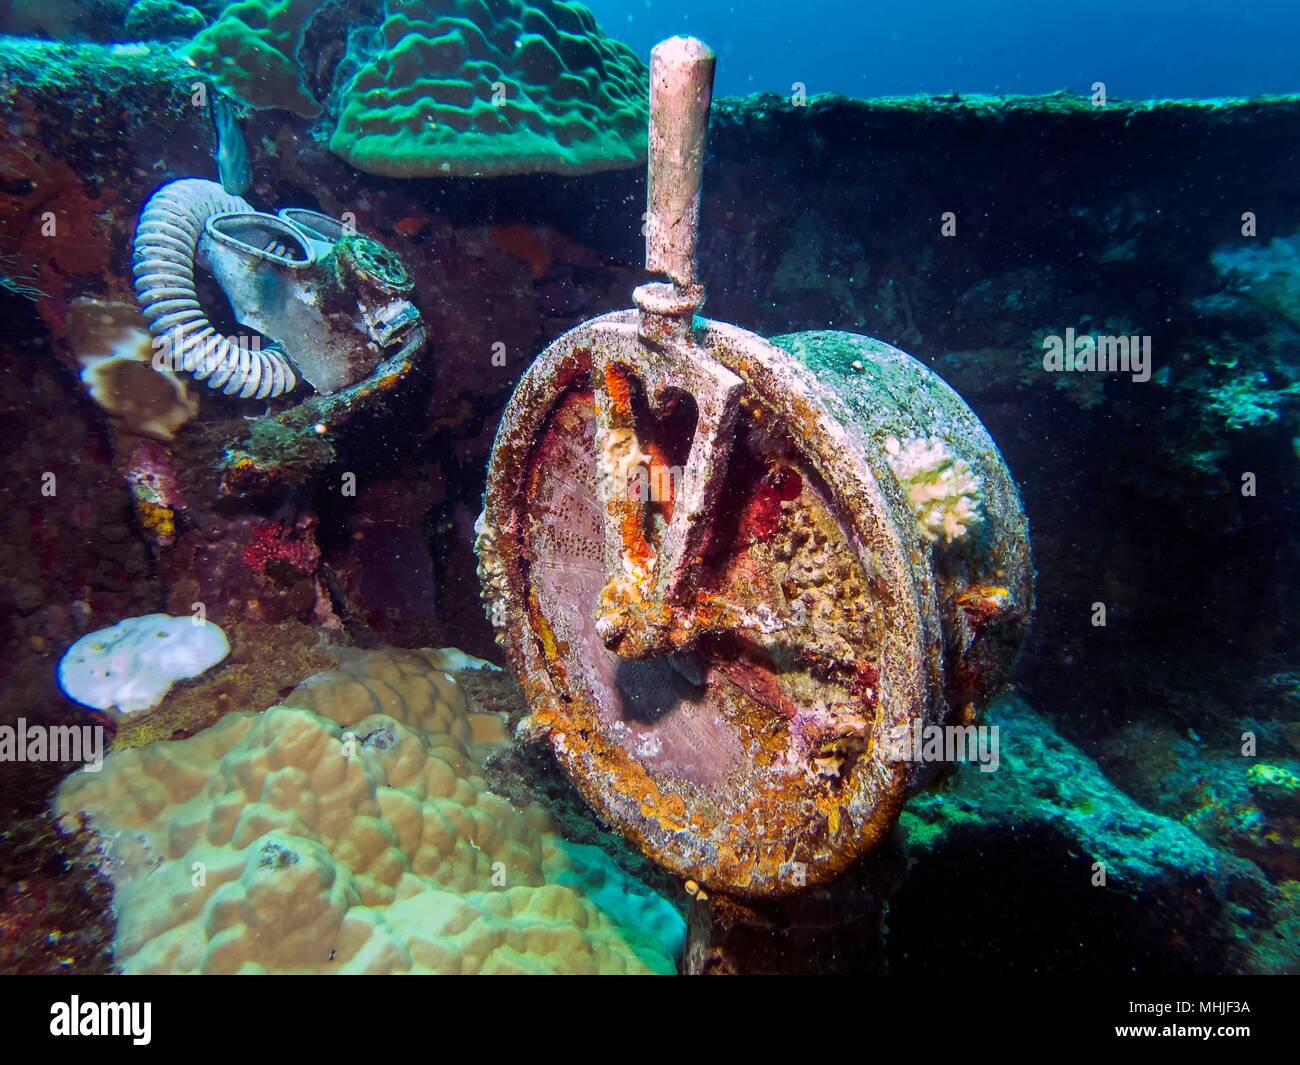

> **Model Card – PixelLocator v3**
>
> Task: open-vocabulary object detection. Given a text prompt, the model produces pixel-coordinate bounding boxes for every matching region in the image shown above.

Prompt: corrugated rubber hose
[132,179,297,399]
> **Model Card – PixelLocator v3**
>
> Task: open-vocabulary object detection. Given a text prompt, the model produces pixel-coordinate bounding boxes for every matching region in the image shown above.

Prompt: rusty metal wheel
[478,314,1030,897]
[477,37,1031,900]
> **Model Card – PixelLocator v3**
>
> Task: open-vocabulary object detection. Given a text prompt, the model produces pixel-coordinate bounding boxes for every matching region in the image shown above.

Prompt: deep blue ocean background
[587,0,1300,99]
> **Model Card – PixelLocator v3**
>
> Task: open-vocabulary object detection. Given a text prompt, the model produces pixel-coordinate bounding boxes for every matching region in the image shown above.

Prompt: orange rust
[657,792,688,832]
[0,133,116,336]
[530,674,702,843]
[954,585,1011,632]
[525,584,562,666]
[603,363,635,423]
[641,439,677,523]
[617,504,653,568]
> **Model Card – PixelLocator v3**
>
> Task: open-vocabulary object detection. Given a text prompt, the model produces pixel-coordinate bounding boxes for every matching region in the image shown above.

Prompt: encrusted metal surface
[479,311,1031,897]
[643,36,715,289]
[133,178,423,399]
[477,35,1031,899]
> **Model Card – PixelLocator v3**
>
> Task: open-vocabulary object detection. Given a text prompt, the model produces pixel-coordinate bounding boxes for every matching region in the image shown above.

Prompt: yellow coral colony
[56,648,676,974]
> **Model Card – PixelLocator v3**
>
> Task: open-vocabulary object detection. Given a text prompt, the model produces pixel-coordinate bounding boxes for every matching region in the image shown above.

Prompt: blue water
[587,0,1300,99]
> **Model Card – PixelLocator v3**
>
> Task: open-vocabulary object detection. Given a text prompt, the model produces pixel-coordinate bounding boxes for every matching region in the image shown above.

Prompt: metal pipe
[643,36,716,292]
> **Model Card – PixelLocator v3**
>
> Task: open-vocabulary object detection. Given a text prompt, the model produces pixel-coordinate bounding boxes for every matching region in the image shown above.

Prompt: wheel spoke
[591,337,743,657]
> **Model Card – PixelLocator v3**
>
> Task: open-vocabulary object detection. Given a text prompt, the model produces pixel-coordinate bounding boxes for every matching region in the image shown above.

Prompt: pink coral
[241,519,320,580]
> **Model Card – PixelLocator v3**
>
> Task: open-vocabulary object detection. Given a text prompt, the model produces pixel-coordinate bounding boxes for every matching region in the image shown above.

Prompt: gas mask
[133,179,424,399]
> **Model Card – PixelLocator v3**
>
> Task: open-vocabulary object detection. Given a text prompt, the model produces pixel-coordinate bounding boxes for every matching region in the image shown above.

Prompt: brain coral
[183,0,649,177]
[55,647,679,974]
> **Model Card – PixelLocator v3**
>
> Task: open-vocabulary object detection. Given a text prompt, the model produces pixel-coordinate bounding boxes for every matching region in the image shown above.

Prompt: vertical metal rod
[644,36,716,293]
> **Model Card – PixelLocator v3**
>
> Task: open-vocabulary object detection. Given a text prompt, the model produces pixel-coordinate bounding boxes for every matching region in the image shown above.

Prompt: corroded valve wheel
[478,314,1032,899]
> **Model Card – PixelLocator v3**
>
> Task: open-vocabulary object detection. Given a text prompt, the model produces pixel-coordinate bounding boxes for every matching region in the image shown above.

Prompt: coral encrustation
[884,435,983,544]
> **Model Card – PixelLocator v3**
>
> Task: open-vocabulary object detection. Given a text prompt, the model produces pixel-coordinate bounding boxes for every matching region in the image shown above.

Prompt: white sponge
[58,614,230,714]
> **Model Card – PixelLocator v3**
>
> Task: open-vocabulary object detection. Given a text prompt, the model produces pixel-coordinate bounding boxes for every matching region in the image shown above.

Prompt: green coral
[182,0,322,117]
[180,0,648,176]
[551,840,685,969]
[124,0,207,39]
[1247,763,1300,807]
[1211,230,1300,328]
[900,696,1294,972]
[1205,372,1300,430]
[329,0,648,177]
[220,410,336,494]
